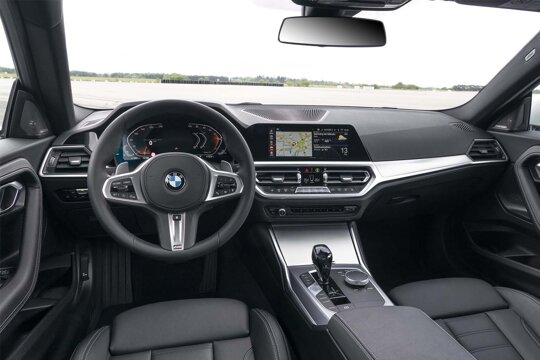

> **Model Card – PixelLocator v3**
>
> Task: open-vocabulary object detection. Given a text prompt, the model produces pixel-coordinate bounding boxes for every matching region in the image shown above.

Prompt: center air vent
[323,169,371,184]
[41,146,91,177]
[256,169,301,184]
[467,139,506,161]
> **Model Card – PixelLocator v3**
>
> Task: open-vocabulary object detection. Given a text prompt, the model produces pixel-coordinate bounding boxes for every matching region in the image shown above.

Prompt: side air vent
[242,108,328,121]
[323,169,371,184]
[40,146,91,177]
[467,139,506,161]
[450,122,475,132]
[256,169,301,184]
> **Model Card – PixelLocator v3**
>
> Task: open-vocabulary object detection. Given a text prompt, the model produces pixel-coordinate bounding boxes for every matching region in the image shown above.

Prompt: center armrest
[328,306,475,360]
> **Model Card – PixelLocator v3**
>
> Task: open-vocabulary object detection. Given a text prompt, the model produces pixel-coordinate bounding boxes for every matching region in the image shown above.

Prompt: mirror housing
[292,0,410,11]
[279,17,386,47]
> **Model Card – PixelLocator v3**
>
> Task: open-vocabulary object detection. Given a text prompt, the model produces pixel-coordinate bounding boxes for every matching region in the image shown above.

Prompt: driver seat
[71,298,290,360]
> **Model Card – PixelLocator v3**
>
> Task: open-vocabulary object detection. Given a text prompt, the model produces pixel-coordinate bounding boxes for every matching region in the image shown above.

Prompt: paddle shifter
[312,244,333,285]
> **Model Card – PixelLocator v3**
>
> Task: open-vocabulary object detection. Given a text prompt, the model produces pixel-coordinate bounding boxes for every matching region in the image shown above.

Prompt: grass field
[70,80,478,110]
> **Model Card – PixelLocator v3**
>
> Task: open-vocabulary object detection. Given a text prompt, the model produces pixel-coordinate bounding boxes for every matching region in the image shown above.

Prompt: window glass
[0,21,15,134]
[64,0,540,110]
[532,85,540,128]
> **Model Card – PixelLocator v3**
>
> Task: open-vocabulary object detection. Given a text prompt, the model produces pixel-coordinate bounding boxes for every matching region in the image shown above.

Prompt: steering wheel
[87,100,255,262]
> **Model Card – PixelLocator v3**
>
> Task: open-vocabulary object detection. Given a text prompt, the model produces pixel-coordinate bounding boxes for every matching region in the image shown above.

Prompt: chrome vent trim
[323,169,371,184]
[256,169,301,184]
[467,139,507,161]
[39,146,91,178]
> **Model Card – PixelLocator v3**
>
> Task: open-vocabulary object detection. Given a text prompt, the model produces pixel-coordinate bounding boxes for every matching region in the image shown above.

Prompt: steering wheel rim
[87,100,255,262]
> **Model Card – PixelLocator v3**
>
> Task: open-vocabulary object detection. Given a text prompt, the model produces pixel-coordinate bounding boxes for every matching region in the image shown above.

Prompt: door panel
[0,158,42,332]
[458,130,540,298]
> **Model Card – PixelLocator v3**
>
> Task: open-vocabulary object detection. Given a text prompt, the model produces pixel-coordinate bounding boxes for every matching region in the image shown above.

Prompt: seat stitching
[253,310,279,360]
[263,311,287,360]
[243,347,254,360]
[496,287,540,309]
[82,327,108,360]
[438,319,456,338]
[416,311,476,359]
[152,343,212,355]
[484,312,524,360]
[520,317,540,349]
[275,315,291,360]
[77,327,105,360]
[455,329,500,338]
[469,344,517,354]
[443,313,485,325]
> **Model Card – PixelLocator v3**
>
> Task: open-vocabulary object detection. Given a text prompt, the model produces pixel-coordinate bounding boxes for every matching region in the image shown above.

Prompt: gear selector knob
[312,244,333,285]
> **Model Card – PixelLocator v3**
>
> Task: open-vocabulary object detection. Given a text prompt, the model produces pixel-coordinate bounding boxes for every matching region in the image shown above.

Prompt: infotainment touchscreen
[246,124,370,161]
[269,126,353,160]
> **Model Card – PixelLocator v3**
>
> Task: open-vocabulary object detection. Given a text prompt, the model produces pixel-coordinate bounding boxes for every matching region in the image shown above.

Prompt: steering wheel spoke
[155,210,200,251]
[204,161,244,204]
[102,165,147,206]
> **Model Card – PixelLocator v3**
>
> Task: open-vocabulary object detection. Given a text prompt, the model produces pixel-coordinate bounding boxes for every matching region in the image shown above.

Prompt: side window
[0,20,15,135]
[532,85,540,128]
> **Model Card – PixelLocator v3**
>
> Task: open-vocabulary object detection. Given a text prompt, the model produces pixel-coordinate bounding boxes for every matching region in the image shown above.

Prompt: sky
[1,0,540,88]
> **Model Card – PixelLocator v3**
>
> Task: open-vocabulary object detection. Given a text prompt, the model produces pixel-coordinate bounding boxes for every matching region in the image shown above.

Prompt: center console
[267,223,476,359]
[268,222,392,327]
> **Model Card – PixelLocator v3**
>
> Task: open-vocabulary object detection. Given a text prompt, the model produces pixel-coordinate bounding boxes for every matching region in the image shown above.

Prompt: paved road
[2,79,540,123]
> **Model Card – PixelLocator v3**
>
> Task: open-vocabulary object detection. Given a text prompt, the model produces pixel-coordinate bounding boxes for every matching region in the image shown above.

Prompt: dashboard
[40,102,509,223]
[115,119,231,166]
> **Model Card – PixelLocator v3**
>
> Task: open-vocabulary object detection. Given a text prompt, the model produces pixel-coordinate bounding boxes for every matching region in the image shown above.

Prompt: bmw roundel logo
[165,171,186,191]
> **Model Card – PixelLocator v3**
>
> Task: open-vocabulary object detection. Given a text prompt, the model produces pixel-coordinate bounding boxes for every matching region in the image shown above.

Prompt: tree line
[2,66,485,91]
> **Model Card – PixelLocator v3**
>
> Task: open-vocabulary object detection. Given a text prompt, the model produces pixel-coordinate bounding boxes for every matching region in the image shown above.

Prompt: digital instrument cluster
[115,120,230,164]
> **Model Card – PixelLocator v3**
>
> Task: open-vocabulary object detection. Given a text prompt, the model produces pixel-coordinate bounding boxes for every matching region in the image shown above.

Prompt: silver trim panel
[272,223,360,266]
[39,146,91,178]
[254,150,507,199]
[0,182,23,215]
[168,213,185,251]
[202,160,244,202]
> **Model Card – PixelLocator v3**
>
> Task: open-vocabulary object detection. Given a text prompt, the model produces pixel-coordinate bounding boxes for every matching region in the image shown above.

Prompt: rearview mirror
[278,17,386,47]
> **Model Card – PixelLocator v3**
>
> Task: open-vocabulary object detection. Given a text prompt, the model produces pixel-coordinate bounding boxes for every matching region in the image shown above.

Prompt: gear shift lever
[312,244,333,285]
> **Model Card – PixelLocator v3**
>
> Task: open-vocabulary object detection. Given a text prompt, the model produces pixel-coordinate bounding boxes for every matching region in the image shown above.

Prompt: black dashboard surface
[63,102,493,163]
[225,105,491,161]
[42,101,507,226]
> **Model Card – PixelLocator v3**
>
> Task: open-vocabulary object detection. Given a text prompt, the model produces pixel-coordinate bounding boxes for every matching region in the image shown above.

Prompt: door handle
[0,181,24,216]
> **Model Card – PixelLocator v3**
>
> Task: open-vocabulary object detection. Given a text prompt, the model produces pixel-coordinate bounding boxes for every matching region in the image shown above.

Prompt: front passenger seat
[390,278,540,360]
[71,298,290,360]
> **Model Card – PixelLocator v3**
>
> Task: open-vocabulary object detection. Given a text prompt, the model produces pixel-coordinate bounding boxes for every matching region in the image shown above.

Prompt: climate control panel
[255,164,372,198]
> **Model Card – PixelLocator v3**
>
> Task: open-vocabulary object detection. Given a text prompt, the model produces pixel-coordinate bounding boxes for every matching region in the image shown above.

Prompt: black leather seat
[389,278,540,360]
[71,298,290,360]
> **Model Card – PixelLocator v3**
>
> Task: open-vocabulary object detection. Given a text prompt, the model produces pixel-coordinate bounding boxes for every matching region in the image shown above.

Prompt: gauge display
[120,121,228,162]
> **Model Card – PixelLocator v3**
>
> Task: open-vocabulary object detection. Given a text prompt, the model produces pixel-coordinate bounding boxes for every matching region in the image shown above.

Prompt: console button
[300,272,315,286]
[337,303,355,312]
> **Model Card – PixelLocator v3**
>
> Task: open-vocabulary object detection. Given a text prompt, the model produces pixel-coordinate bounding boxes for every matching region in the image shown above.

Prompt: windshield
[63,0,540,110]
